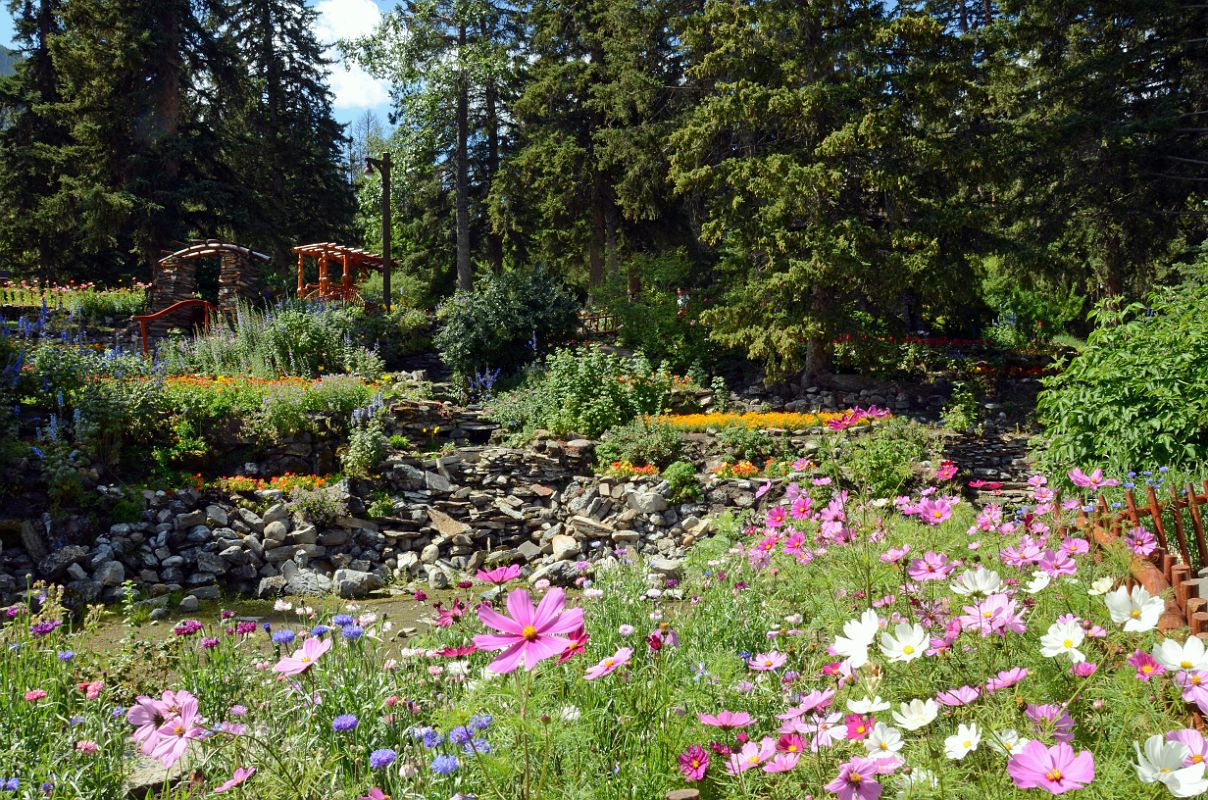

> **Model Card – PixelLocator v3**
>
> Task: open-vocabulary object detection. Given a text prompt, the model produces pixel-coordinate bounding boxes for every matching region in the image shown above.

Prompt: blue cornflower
[431,754,459,775]
[332,714,358,732]
[70,716,83,726]
[261,622,272,632]
[310,625,330,637]
[421,729,443,749]
[464,738,491,755]
[737,650,752,662]
[57,650,74,662]
[448,725,472,745]
[1160,466,1169,473]
[369,749,396,770]
[271,629,296,645]
[341,625,363,640]
[468,714,492,731]
[3,778,18,791]
[1124,482,1136,489]
[332,614,354,627]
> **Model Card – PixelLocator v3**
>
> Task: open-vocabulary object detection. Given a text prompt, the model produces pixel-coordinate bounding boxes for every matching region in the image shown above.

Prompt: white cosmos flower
[1105,585,1164,633]
[1135,734,1208,797]
[988,728,1030,757]
[560,705,582,722]
[891,698,939,731]
[944,723,981,760]
[1039,619,1086,663]
[833,609,880,668]
[1154,637,1208,672]
[847,695,891,714]
[1022,571,1051,594]
[1088,576,1115,596]
[950,568,1003,596]
[865,722,904,759]
[879,622,928,663]
[894,768,938,796]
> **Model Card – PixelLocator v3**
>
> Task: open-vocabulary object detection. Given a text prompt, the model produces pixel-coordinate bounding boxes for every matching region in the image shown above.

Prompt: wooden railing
[131,299,216,354]
[579,310,620,336]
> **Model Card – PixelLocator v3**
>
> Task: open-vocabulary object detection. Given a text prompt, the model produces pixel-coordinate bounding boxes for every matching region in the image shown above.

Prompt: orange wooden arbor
[293,243,385,304]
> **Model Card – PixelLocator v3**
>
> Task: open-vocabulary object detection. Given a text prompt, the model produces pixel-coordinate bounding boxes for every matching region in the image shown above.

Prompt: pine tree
[222,0,356,280]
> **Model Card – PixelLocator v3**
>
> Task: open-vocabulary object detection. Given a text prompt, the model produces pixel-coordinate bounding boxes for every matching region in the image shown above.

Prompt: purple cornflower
[332,714,358,732]
[341,625,364,640]
[431,755,458,774]
[369,749,396,769]
[174,620,203,636]
[201,637,220,650]
[57,651,74,662]
[271,629,296,645]
[30,620,61,637]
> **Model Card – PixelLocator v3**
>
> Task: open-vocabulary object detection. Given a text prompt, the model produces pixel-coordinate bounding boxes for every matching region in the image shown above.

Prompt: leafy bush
[662,460,702,503]
[434,269,579,381]
[286,485,349,526]
[595,418,683,469]
[841,419,936,497]
[941,382,982,434]
[980,256,1084,347]
[352,306,430,368]
[161,301,384,379]
[489,346,676,438]
[717,426,780,463]
[341,396,388,478]
[1036,283,1208,472]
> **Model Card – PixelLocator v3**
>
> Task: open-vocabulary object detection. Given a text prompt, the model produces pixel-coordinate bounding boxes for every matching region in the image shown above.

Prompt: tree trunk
[455,23,473,292]
[589,171,606,290]
[802,286,832,384]
[482,20,503,274]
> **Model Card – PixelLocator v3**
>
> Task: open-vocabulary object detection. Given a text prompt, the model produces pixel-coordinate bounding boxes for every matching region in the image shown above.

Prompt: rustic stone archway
[146,240,269,336]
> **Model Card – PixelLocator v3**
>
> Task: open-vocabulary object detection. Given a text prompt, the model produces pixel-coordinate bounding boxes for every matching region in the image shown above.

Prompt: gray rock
[174,510,206,530]
[204,505,229,528]
[257,575,287,599]
[420,543,441,564]
[263,520,289,542]
[94,560,125,587]
[66,562,89,581]
[237,507,264,532]
[149,607,170,622]
[289,525,318,545]
[280,560,331,595]
[425,471,454,492]
[262,503,289,526]
[550,534,580,561]
[628,491,668,514]
[195,551,225,575]
[647,556,683,577]
[191,585,221,601]
[178,594,201,612]
[38,545,91,579]
[517,540,543,562]
[427,507,471,537]
[334,568,384,598]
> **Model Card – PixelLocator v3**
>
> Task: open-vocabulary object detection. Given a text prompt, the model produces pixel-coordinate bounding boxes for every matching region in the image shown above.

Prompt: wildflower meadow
[4,468,1205,800]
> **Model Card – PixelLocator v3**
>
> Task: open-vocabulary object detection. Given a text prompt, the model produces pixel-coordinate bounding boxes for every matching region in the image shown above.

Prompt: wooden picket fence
[1078,479,1208,634]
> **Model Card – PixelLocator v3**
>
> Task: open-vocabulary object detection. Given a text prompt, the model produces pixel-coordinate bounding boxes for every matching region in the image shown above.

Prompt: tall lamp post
[365,151,393,313]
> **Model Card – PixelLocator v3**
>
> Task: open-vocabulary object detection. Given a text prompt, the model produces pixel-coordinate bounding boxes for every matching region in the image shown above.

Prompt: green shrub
[662,460,702,503]
[941,382,982,434]
[161,301,384,378]
[841,419,936,497]
[353,306,430,368]
[434,269,579,381]
[980,256,1084,347]
[1035,282,1208,472]
[595,418,683,469]
[287,485,349,526]
[341,396,388,478]
[489,346,676,438]
[717,425,780,463]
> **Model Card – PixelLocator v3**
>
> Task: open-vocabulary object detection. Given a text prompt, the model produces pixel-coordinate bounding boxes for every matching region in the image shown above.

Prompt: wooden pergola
[293,242,385,304]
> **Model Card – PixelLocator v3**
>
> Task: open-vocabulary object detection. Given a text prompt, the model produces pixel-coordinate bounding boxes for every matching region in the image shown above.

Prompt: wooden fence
[1078,480,1208,634]
[579,310,620,336]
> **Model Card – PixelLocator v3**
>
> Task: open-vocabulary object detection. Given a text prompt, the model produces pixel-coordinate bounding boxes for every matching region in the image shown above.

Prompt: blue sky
[0,0,393,127]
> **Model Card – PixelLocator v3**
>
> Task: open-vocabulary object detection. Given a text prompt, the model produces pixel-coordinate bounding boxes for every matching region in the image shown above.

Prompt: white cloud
[314,0,390,111]
[314,0,384,44]
[328,63,390,110]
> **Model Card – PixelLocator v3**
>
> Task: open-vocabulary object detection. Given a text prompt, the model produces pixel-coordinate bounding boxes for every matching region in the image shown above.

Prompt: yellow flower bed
[655,410,888,431]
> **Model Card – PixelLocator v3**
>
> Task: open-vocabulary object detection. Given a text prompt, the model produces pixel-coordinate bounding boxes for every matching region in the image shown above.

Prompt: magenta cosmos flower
[916,497,953,526]
[214,767,256,794]
[1067,467,1117,490]
[825,755,892,800]
[476,565,521,585]
[472,588,585,673]
[273,635,333,676]
[678,746,709,781]
[584,647,633,680]
[1128,649,1165,681]
[907,551,955,582]
[148,695,205,767]
[1007,741,1095,794]
[749,651,787,671]
[698,710,753,729]
[726,738,776,774]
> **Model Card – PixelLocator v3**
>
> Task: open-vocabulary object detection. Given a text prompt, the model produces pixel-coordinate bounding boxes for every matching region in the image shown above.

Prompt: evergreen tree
[222,0,357,280]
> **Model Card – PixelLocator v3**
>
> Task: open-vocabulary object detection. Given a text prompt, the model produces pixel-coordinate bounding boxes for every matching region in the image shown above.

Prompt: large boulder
[334,568,384,599]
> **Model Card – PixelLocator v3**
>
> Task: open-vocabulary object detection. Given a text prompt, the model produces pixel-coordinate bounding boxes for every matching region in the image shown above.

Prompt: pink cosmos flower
[766,506,787,528]
[764,752,799,772]
[472,588,585,673]
[214,767,256,793]
[678,745,709,781]
[1039,550,1078,578]
[726,737,776,774]
[825,755,892,800]
[985,667,1030,694]
[1167,729,1208,767]
[880,544,910,564]
[1127,649,1165,681]
[699,710,753,729]
[584,647,633,680]
[1068,467,1118,490]
[845,714,873,741]
[74,740,98,755]
[1175,671,1208,714]
[1007,741,1095,794]
[24,689,47,702]
[908,551,956,582]
[476,565,521,585]
[357,790,389,800]
[750,651,787,671]
[1125,527,1157,557]
[777,733,807,754]
[755,480,772,499]
[1026,704,1075,744]
[936,685,980,707]
[916,497,953,526]
[791,496,813,520]
[778,688,836,720]
[148,694,204,767]
[1069,662,1098,678]
[273,635,333,676]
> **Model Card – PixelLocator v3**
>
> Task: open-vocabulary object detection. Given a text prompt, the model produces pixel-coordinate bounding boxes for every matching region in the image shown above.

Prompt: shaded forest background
[1,0,1206,379]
